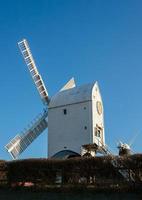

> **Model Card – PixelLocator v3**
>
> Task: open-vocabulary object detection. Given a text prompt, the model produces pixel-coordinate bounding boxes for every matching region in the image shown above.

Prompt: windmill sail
[18,39,49,105]
[5,110,48,159]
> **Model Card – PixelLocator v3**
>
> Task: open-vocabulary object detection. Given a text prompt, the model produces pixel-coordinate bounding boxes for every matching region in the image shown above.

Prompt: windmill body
[48,82,105,157]
[5,39,105,159]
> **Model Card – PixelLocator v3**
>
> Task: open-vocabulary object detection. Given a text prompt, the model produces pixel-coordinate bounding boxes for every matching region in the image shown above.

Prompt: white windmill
[117,142,131,156]
[117,133,139,156]
[5,39,106,159]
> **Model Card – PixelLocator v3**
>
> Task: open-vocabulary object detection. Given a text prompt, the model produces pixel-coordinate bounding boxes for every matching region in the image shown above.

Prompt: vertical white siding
[48,82,105,157]
[92,84,105,146]
[48,101,92,157]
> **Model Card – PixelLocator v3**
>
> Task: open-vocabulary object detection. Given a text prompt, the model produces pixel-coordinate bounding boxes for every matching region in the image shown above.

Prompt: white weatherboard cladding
[49,83,95,108]
[48,82,104,157]
[48,101,92,157]
[92,84,105,146]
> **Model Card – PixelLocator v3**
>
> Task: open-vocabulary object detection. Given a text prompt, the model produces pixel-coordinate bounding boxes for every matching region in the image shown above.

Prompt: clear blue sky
[0,0,142,160]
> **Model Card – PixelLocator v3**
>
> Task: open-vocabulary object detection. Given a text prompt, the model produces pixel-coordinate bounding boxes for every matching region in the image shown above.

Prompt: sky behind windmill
[0,0,142,160]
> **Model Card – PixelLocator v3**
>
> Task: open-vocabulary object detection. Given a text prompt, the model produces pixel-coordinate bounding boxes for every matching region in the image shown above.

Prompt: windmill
[117,133,139,156]
[5,39,105,159]
[117,141,131,156]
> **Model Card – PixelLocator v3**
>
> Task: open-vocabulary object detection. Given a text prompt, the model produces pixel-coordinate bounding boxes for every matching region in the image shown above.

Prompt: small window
[95,125,102,138]
[84,126,87,130]
[97,129,101,137]
[63,109,67,115]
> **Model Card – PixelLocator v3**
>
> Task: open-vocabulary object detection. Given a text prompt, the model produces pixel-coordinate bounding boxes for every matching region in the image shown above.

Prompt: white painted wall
[92,83,105,146]
[48,101,92,157]
[48,82,105,157]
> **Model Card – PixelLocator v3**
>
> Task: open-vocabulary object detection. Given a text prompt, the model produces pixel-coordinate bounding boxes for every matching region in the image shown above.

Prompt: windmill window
[95,125,102,137]
[63,109,67,115]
